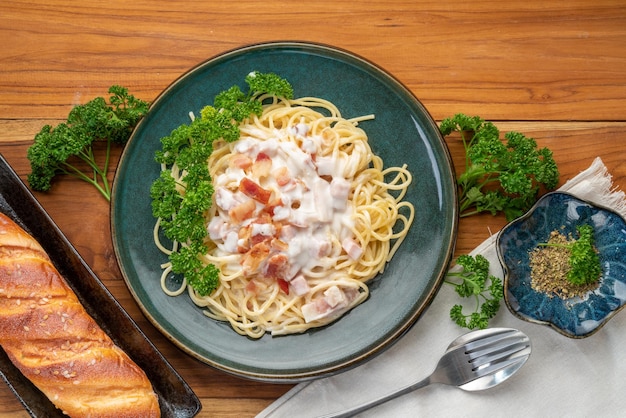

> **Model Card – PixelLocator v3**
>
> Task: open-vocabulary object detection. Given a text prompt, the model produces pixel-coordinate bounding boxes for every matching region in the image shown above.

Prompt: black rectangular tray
[0,154,201,417]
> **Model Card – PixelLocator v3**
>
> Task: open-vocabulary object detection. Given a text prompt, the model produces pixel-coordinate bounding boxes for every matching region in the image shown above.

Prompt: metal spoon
[320,327,531,418]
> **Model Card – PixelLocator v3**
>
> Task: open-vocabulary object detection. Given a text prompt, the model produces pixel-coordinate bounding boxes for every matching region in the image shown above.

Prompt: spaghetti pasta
[155,95,414,338]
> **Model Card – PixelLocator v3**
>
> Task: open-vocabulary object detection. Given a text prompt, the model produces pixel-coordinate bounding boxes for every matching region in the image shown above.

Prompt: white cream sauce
[208,123,363,321]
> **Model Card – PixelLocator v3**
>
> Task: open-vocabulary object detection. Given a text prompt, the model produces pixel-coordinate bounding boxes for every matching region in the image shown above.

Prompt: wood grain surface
[1,1,626,416]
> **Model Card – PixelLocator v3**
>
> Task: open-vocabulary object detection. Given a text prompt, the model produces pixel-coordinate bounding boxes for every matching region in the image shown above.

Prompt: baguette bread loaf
[0,213,160,417]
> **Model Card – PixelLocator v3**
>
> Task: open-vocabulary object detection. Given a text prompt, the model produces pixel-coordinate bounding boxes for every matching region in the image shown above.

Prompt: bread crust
[0,213,160,417]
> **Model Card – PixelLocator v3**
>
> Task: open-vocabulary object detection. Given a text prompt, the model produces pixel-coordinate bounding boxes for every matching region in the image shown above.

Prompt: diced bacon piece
[228,199,256,223]
[256,152,271,162]
[250,234,268,246]
[239,177,272,204]
[270,238,289,252]
[229,153,253,169]
[241,242,270,274]
[277,279,290,295]
[237,224,257,252]
[264,253,289,280]
[330,178,351,209]
[251,152,272,178]
[262,199,282,217]
[342,237,363,260]
[273,166,292,187]
[248,220,274,247]
[289,274,310,296]
[310,238,332,258]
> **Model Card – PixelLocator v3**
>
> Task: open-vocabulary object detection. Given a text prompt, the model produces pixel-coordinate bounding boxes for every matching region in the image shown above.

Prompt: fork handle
[317,376,433,418]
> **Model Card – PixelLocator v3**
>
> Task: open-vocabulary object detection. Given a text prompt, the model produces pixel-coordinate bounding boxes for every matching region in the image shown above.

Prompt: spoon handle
[318,376,432,418]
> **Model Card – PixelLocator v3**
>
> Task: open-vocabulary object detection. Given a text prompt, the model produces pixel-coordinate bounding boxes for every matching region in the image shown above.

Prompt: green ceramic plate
[111,41,458,382]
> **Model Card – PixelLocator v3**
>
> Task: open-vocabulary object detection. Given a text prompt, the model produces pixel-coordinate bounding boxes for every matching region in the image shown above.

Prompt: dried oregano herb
[529,227,601,299]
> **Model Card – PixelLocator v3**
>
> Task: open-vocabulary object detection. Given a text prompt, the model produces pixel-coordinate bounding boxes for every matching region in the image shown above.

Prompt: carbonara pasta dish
[155,93,414,338]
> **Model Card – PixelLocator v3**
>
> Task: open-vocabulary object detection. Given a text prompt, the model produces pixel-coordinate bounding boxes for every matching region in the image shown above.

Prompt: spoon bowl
[322,328,531,417]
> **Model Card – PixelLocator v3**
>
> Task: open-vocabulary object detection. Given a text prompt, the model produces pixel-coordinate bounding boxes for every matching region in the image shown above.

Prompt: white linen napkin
[258,157,626,418]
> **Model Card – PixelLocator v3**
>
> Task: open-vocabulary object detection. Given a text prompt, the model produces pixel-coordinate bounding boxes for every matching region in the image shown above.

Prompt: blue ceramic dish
[111,42,458,381]
[497,191,626,338]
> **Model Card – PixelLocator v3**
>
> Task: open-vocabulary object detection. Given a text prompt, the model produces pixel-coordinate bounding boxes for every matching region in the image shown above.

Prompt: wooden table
[1,1,625,416]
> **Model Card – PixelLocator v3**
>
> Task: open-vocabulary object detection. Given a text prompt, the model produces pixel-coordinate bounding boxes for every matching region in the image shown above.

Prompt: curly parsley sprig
[440,113,560,221]
[27,86,150,201]
[445,254,504,330]
[150,71,294,296]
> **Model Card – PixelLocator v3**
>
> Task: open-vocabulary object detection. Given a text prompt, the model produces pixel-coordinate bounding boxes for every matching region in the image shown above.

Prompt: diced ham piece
[330,178,351,209]
[239,177,272,204]
[309,237,331,258]
[289,274,310,296]
[342,237,363,260]
[324,285,346,308]
[301,298,332,323]
[301,286,358,322]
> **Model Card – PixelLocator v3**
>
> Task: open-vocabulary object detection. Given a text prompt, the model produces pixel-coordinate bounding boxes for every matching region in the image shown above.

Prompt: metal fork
[319,327,531,418]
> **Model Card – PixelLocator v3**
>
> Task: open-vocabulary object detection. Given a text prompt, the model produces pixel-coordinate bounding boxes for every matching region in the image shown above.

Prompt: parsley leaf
[27,86,149,200]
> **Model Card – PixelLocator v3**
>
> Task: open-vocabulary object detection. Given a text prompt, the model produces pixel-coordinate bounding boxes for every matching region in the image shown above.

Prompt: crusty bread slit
[0,213,160,417]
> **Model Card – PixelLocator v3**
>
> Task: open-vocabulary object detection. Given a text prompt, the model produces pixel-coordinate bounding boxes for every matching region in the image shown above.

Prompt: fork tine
[470,340,531,370]
[466,333,530,360]
[464,330,528,357]
[461,328,522,352]
[472,351,529,377]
